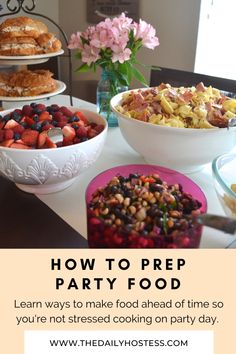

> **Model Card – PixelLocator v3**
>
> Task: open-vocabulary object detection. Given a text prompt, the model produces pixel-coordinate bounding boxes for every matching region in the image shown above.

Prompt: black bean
[149,183,164,192]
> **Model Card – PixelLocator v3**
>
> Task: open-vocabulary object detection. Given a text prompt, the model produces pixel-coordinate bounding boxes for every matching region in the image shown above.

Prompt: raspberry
[35,103,46,111]
[22,105,33,117]
[53,111,64,121]
[56,121,67,128]
[50,104,60,111]
[59,106,74,118]
[77,126,88,138]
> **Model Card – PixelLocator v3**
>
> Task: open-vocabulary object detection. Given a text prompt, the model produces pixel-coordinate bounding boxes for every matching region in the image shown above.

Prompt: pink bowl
[86,164,207,248]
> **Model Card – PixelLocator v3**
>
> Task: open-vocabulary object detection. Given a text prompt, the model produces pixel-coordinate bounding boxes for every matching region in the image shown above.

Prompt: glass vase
[96,69,128,127]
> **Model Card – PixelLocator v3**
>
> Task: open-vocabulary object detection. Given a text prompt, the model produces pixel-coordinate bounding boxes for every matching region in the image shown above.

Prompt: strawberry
[0,130,4,142]
[21,129,39,146]
[42,124,54,131]
[62,125,76,140]
[59,106,74,118]
[94,124,104,133]
[73,137,81,144]
[4,129,14,140]
[0,139,14,147]
[4,119,19,130]
[24,116,35,127]
[74,111,88,124]
[62,136,73,146]
[13,124,25,134]
[88,128,97,138]
[10,143,30,149]
[69,120,85,127]
[39,111,52,122]
[45,136,57,148]
[37,131,48,148]
[15,139,25,144]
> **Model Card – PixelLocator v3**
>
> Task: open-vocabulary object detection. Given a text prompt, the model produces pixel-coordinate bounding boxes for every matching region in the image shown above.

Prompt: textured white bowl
[0,107,108,194]
[111,90,236,173]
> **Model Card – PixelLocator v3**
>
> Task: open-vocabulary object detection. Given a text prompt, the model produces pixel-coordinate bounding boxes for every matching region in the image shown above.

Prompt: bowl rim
[110,88,236,133]
[212,153,236,201]
[85,163,208,213]
[0,107,108,152]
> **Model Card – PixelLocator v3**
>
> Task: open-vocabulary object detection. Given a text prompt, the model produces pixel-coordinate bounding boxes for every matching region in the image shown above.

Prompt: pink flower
[134,19,160,49]
[68,13,160,87]
[90,28,114,49]
[111,46,131,63]
[81,44,100,66]
[68,32,82,49]
[112,12,133,31]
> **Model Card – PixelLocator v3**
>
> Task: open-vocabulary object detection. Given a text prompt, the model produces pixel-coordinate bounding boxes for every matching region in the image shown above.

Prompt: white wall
[195,0,236,80]
[59,0,201,86]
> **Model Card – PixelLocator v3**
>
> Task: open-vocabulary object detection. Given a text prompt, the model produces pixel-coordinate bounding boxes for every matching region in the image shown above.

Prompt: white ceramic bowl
[0,107,108,194]
[110,89,236,173]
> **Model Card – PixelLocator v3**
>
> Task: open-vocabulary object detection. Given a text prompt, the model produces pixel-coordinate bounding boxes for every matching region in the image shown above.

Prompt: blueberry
[31,122,42,131]
[129,173,140,179]
[33,108,42,115]
[150,183,164,192]
[20,121,27,128]
[71,124,78,130]
[30,102,37,108]
[80,137,88,142]
[2,114,11,122]
[46,106,54,114]
[109,185,119,194]
[41,120,49,127]
[14,133,21,140]
[69,115,79,123]
[11,111,22,122]
[51,120,57,126]
[32,114,39,122]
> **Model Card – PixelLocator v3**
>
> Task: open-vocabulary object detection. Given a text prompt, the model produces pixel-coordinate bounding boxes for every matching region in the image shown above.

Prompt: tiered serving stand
[0,0,73,106]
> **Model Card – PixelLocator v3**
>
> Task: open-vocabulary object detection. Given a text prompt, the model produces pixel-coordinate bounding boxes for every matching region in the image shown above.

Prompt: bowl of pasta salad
[110,83,236,173]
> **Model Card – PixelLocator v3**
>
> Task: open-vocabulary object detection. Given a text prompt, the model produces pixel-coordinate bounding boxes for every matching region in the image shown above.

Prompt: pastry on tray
[0,16,62,55]
[0,16,48,39]
[0,69,57,97]
[0,36,41,56]
[37,32,62,53]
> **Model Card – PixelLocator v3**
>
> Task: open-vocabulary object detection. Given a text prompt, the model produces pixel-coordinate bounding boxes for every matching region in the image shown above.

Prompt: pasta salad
[116,82,236,129]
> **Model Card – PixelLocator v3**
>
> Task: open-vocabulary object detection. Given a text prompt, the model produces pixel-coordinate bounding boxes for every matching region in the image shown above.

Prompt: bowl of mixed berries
[0,102,108,194]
